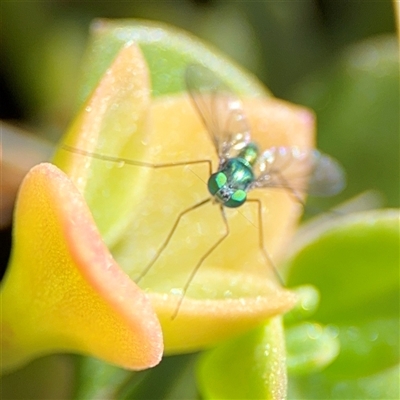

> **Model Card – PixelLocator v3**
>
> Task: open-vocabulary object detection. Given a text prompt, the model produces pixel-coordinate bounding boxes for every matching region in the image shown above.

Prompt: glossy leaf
[197,317,287,400]
[285,209,399,398]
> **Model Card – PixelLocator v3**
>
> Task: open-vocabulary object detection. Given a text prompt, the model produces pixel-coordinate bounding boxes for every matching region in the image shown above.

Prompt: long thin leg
[171,205,230,319]
[136,197,212,282]
[62,143,224,317]
[62,143,216,283]
[246,198,284,286]
[61,144,213,172]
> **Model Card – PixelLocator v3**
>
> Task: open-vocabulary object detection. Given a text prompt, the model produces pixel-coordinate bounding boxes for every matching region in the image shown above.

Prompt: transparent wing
[252,147,346,196]
[185,64,251,161]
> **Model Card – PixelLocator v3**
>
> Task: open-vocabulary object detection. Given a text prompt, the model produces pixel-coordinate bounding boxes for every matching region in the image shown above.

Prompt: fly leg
[171,204,230,319]
[246,198,284,286]
[136,197,212,282]
[61,143,217,288]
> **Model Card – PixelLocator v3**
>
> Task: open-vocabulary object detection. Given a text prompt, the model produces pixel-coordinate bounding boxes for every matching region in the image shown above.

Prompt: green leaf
[73,357,132,400]
[292,36,399,208]
[287,210,399,324]
[325,318,399,379]
[285,209,399,398]
[73,354,200,400]
[197,317,287,400]
[0,355,75,400]
[289,365,400,400]
[119,354,199,400]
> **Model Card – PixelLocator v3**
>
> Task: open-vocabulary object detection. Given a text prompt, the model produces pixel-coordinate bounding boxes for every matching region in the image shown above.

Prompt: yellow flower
[53,41,314,353]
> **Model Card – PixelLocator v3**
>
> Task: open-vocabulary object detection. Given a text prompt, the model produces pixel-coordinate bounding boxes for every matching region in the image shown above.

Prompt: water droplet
[328,325,340,338]
[346,326,360,341]
[307,323,322,340]
[369,331,379,341]
[170,288,183,296]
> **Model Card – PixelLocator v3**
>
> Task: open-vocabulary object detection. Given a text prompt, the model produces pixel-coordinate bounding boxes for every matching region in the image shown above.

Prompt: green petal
[78,18,268,104]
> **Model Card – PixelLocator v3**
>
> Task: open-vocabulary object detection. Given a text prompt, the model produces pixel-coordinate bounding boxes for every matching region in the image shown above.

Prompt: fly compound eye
[207,171,227,196]
[225,189,247,208]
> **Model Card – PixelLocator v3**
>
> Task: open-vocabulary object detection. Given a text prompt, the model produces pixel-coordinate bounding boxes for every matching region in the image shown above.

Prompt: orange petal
[1,163,162,373]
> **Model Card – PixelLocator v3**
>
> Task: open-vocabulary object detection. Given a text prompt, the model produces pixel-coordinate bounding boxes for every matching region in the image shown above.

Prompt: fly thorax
[207,158,255,208]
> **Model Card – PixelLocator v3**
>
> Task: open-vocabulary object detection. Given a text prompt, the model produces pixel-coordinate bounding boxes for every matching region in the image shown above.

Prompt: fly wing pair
[185,64,345,197]
[185,64,251,166]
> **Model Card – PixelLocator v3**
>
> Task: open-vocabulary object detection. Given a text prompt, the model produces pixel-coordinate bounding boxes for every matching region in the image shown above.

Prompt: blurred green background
[0,2,398,399]
[1,0,398,210]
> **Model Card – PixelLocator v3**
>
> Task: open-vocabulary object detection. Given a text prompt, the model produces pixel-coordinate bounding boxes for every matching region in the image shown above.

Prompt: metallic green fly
[62,64,345,318]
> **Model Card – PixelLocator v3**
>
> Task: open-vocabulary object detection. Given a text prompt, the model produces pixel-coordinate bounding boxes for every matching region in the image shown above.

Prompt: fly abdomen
[237,142,259,166]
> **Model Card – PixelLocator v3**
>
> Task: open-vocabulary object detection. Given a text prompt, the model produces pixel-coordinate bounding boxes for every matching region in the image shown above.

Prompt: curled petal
[1,163,163,373]
[53,41,152,247]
